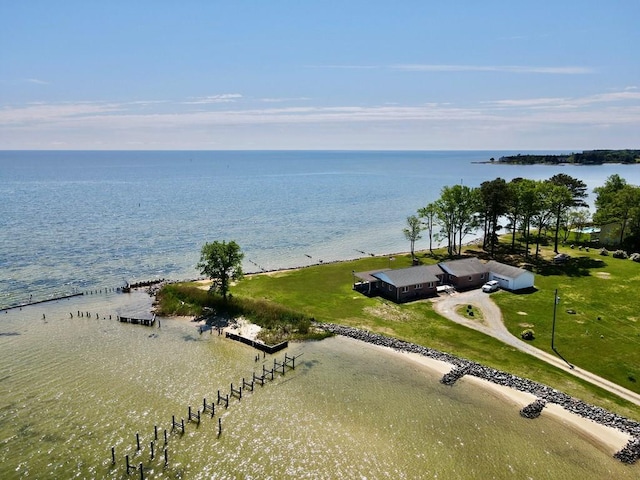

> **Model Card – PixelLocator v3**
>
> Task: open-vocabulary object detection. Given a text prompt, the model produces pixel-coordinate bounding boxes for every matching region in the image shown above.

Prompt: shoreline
[316,322,640,464]
[389,346,631,455]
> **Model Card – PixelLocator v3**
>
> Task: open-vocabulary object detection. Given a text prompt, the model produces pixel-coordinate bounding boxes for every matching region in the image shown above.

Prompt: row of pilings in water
[110,353,300,478]
[2,279,167,312]
[315,322,640,464]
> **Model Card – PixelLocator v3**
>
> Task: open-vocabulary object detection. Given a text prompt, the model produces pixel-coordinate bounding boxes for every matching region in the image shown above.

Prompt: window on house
[389,285,393,291]
[481,273,485,279]
[468,276,472,281]
[415,284,422,289]
[402,286,409,293]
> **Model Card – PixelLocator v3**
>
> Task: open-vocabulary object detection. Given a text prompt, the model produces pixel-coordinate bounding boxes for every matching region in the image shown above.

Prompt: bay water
[2,151,640,478]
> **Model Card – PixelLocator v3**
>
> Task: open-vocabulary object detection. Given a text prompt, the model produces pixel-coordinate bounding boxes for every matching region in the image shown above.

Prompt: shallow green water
[0,292,637,479]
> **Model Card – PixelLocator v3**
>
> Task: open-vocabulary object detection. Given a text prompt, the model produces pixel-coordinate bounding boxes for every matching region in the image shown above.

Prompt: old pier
[109,352,303,476]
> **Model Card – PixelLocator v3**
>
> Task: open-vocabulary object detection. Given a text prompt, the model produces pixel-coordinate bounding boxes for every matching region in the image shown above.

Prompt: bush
[613,250,628,259]
[521,329,535,341]
[599,248,609,256]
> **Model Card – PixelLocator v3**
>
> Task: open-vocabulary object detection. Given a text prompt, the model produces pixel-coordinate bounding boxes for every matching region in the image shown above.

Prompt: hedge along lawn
[234,251,640,420]
[492,244,640,398]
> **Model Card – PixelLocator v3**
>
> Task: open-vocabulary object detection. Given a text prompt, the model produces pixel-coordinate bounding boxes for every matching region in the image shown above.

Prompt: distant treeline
[496,149,640,165]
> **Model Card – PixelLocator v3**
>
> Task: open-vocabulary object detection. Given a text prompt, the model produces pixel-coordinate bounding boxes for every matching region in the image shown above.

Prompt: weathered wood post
[164,429,168,445]
[139,462,144,480]
[217,417,222,437]
[136,432,141,451]
[111,446,116,465]
[154,425,158,441]
[164,447,168,466]
[150,441,154,460]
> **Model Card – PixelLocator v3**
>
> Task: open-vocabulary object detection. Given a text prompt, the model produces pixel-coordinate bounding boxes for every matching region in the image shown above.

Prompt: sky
[1,1,639,150]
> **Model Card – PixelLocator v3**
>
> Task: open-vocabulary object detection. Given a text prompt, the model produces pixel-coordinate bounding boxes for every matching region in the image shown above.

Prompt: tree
[478,178,511,257]
[197,240,244,300]
[548,173,588,253]
[434,184,479,256]
[531,182,572,257]
[418,203,437,255]
[593,175,640,247]
[510,178,540,256]
[403,215,423,260]
[567,208,591,242]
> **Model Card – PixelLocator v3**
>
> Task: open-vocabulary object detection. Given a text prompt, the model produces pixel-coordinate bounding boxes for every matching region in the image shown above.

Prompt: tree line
[404,173,640,258]
[497,150,640,165]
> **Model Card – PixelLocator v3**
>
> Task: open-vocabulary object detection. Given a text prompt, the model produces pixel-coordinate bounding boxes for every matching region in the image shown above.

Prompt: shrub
[599,248,609,256]
[521,329,535,340]
[613,250,628,259]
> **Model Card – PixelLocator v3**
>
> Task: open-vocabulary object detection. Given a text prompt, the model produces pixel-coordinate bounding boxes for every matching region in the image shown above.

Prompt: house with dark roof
[353,257,534,303]
[438,257,489,291]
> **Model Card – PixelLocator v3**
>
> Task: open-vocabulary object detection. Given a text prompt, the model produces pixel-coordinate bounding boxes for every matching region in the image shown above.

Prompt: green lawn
[493,245,640,395]
[233,246,640,421]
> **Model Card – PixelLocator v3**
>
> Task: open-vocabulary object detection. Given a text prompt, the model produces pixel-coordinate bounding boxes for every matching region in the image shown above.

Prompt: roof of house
[354,269,391,283]
[372,264,443,287]
[438,257,487,277]
[485,260,531,279]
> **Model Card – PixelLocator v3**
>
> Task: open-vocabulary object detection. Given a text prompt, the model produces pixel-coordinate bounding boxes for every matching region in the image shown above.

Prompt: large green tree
[403,215,423,260]
[478,177,511,257]
[434,185,479,256]
[197,240,244,300]
[417,202,437,255]
[548,173,588,253]
[594,175,640,247]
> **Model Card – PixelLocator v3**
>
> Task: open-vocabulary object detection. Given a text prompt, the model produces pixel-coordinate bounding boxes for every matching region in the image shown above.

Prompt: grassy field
[492,244,640,394]
[232,242,640,421]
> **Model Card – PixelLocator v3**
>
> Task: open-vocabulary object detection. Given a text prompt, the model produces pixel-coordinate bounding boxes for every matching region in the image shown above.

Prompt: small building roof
[354,269,391,283]
[485,260,530,279]
[373,264,443,288]
[438,257,487,277]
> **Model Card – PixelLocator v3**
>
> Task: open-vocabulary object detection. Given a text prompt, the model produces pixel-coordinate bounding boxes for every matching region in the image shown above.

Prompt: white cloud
[25,78,49,85]
[182,94,243,104]
[391,64,594,74]
[2,88,639,149]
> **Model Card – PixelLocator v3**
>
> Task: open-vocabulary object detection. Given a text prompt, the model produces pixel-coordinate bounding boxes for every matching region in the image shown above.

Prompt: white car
[482,280,499,293]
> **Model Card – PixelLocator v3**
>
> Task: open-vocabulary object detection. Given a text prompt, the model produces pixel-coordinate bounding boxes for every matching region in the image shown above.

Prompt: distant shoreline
[491,149,640,166]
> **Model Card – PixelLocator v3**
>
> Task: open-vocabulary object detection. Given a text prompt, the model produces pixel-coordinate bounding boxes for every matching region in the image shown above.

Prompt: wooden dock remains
[224,331,288,353]
[117,313,156,327]
[110,352,304,476]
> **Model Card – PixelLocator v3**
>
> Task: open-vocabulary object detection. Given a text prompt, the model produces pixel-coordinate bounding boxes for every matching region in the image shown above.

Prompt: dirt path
[432,290,640,407]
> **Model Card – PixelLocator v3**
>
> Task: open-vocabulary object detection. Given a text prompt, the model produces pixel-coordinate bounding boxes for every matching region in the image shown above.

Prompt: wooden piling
[203,397,215,417]
[217,417,222,437]
[230,382,242,400]
[154,425,158,441]
[111,446,116,465]
[136,432,140,451]
[243,377,254,392]
[139,462,144,480]
[164,448,168,466]
[164,429,168,445]
[150,441,154,460]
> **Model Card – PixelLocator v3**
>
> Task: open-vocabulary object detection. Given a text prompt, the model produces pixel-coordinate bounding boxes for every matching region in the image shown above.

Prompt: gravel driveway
[431,289,640,406]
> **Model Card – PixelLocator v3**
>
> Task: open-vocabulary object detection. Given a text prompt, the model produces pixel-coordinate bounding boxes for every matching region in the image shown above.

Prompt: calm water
[2,151,640,478]
[3,150,640,309]
[0,293,637,479]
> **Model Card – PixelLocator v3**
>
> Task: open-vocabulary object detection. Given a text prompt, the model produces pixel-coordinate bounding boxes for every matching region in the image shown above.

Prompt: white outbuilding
[485,260,535,291]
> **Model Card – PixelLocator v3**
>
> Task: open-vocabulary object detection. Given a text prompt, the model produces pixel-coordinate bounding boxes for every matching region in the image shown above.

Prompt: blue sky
[1,1,639,150]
